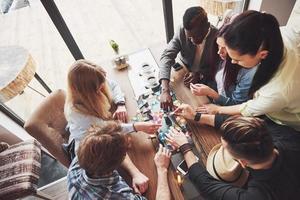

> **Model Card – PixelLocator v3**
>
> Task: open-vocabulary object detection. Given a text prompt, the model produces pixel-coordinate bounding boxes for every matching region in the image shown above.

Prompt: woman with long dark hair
[190,24,257,106]
[193,10,300,131]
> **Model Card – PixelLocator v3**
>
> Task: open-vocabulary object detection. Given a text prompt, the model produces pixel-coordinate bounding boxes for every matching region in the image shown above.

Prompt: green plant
[109,39,119,54]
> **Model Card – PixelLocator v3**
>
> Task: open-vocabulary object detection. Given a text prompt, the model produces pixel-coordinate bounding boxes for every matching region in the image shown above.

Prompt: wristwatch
[116,101,126,106]
[194,112,201,122]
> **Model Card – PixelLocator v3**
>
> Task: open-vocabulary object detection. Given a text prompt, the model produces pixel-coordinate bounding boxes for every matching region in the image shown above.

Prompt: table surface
[103,48,221,200]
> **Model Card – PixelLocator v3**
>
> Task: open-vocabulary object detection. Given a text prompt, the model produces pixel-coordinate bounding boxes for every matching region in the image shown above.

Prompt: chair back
[24,89,70,167]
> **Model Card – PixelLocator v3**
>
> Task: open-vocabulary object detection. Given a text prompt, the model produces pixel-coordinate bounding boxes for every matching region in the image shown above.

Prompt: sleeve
[133,195,147,200]
[188,163,268,200]
[120,123,135,134]
[214,68,257,106]
[214,114,231,129]
[107,78,125,104]
[159,26,183,81]
[240,91,287,117]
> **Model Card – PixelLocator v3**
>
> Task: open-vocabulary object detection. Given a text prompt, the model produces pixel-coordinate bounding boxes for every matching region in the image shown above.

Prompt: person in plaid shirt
[67,121,171,200]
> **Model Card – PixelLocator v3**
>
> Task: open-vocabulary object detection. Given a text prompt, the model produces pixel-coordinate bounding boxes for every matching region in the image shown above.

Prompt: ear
[237,159,248,168]
[259,50,269,60]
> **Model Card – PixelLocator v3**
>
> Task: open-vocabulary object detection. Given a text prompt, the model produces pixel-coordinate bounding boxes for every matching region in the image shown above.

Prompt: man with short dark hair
[160,6,218,111]
[67,122,171,200]
[167,116,300,200]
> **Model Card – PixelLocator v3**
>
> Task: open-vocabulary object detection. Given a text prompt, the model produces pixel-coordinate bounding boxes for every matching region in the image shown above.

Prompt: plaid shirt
[67,157,147,200]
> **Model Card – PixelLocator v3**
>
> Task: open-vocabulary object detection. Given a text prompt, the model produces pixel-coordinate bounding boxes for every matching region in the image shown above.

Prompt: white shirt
[240,27,300,131]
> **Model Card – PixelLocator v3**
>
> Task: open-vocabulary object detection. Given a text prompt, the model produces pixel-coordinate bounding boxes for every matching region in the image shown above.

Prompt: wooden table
[103,48,221,200]
[170,66,221,164]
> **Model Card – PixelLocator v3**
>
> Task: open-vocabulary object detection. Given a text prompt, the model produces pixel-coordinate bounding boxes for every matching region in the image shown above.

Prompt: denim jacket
[214,64,258,106]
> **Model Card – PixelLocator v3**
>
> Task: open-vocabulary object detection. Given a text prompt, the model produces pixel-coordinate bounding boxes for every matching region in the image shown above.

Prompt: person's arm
[121,122,161,135]
[188,162,268,200]
[121,154,149,194]
[159,26,183,81]
[154,144,171,200]
[107,78,125,104]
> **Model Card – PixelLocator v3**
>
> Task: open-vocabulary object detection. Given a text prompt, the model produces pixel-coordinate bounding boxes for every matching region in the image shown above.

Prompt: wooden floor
[0,0,202,121]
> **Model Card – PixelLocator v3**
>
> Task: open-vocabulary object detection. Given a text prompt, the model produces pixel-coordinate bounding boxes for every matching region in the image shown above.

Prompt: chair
[24,89,71,168]
[0,139,51,199]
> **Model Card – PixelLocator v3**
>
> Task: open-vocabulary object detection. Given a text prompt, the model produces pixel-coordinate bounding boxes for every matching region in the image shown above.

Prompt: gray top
[159,24,218,81]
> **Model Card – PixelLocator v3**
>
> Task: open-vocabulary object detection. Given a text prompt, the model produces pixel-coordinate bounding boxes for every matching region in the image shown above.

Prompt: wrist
[179,143,193,155]
[156,167,168,174]
[209,89,219,100]
[194,112,201,122]
[133,123,138,132]
[130,168,142,177]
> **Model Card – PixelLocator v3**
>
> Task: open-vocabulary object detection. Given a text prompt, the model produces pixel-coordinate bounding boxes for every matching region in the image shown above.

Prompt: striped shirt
[67,157,147,200]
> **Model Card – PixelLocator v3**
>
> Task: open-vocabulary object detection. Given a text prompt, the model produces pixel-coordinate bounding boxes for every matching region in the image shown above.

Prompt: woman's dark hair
[223,10,284,96]
[221,116,274,164]
[209,24,241,91]
[183,6,209,30]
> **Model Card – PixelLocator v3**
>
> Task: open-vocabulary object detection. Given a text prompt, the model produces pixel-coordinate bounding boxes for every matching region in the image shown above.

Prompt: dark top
[188,142,300,200]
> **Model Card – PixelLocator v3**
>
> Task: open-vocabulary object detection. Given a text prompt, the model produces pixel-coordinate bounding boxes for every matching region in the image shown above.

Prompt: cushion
[0,139,41,199]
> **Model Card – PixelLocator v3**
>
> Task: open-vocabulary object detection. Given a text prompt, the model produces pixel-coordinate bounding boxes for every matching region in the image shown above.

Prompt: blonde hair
[66,59,112,119]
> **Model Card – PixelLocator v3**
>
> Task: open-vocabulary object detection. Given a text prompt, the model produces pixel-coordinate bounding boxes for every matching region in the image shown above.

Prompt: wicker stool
[0,139,51,199]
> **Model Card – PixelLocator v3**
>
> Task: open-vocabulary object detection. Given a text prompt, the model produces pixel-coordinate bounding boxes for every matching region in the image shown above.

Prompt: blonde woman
[65,59,161,194]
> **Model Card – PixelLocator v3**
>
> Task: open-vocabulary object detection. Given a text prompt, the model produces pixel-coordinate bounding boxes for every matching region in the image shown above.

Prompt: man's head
[77,121,127,177]
[220,116,274,167]
[183,6,210,45]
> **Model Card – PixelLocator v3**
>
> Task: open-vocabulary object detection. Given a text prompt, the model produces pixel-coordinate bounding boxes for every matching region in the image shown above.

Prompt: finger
[170,127,180,135]
[132,184,141,194]
[121,112,126,123]
[167,149,172,157]
[139,184,146,194]
[112,112,117,119]
[163,147,168,155]
[158,144,163,153]
[173,107,183,114]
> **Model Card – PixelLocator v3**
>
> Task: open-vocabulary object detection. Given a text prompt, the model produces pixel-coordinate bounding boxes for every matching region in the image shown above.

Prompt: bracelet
[132,123,137,132]
[179,143,193,155]
[194,112,201,122]
[116,101,126,106]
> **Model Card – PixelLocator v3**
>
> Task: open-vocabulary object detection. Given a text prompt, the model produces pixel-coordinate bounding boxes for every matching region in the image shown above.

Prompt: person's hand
[196,104,220,114]
[132,171,149,194]
[134,122,162,134]
[165,127,189,149]
[173,104,196,120]
[160,89,173,112]
[154,144,172,172]
[183,72,202,88]
[113,105,128,123]
[190,83,212,96]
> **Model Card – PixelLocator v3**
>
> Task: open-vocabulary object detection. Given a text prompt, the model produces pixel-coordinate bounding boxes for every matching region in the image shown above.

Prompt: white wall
[248,0,262,10]
[248,0,296,26]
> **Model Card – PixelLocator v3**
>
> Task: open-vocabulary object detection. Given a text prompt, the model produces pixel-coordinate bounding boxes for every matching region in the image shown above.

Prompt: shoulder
[238,66,258,78]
